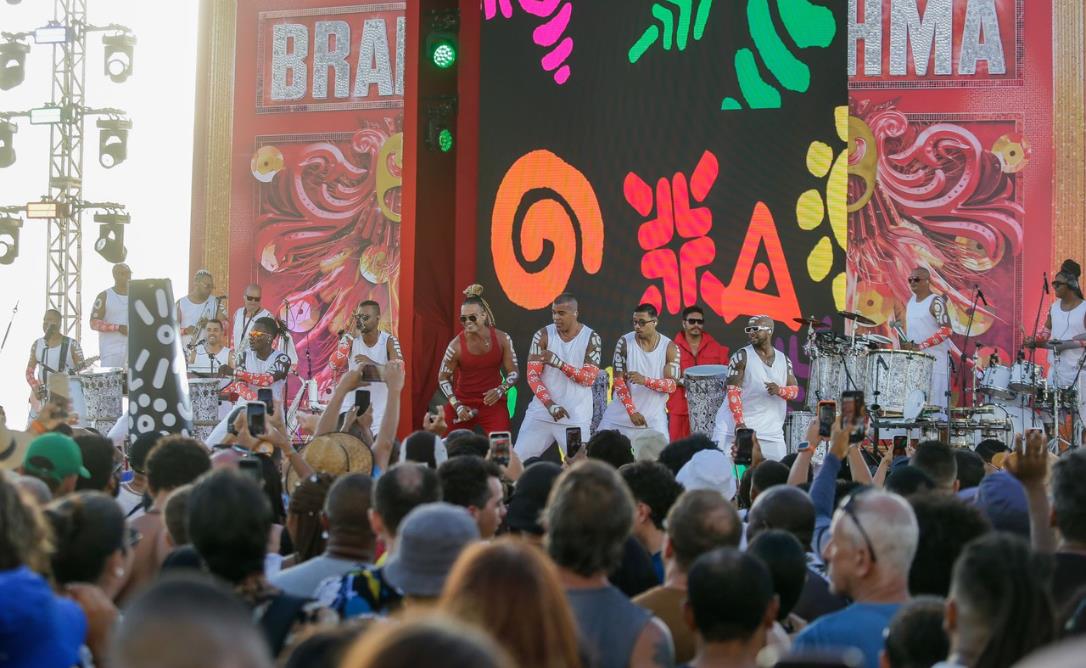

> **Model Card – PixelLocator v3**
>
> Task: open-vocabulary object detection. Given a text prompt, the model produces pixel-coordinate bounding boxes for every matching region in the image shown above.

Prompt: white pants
[596,414,668,443]
[514,418,590,460]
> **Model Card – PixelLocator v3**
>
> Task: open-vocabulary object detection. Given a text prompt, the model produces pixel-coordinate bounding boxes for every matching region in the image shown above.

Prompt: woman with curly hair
[437,285,519,434]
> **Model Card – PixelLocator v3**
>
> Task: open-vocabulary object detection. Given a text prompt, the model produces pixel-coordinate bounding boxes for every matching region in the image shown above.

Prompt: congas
[864,350,934,416]
[79,368,124,422]
[684,364,728,436]
[590,369,608,435]
[805,353,868,410]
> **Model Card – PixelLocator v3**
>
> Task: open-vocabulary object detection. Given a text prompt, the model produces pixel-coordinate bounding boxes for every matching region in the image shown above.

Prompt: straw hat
[285,432,374,491]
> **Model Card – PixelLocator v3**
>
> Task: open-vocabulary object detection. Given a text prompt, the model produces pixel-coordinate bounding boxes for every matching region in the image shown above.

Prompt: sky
[0,1,198,427]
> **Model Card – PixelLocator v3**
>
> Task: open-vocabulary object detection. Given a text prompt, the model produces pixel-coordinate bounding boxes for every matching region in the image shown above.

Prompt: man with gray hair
[634,489,741,664]
[546,460,674,668]
[712,315,798,460]
[792,488,918,668]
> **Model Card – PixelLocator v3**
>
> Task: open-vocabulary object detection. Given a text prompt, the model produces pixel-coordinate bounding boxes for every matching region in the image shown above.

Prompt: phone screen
[246,402,266,436]
[565,427,583,459]
[817,401,836,438]
[735,428,754,466]
[354,389,371,416]
[893,435,908,457]
[238,457,263,484]
[489,431,512,467]
[841,391,866,443]
[257,388,274,415]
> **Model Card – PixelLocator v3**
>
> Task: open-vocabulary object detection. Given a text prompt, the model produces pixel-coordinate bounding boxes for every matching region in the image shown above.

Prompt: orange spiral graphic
[491,150,604,310]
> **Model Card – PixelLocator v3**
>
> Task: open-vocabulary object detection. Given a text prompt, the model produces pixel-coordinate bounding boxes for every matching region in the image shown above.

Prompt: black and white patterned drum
[590,369,608,435]
[684,364,728,436]
[187,377,221,444]
[784,410,816,455]
[79,368,124,422]
[128,279,194,437]
[805,354,868,410]
[865,350,935,416]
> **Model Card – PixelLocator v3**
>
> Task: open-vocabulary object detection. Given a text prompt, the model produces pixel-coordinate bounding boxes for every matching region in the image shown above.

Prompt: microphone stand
[0,300,18,353]
[1028,276,1049,428]
[958,288,982,410]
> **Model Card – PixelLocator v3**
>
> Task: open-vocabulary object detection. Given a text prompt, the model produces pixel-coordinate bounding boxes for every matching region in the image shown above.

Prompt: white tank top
[738,344,788,433]
[241,349,290,402]
[906,294,950,354]
[337,333,392,424]
[34,338,78,384]
[190,345,233,389]
[603,332,672,426]
[177,296,220,349]
[525,324,594,425]
[1049,300,1086,388]
[99,288,128,367]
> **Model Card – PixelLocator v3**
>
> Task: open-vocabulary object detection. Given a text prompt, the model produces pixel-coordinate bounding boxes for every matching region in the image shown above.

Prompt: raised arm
[329,337,352,375]
[373,360,405,472]
[725,349,748,428]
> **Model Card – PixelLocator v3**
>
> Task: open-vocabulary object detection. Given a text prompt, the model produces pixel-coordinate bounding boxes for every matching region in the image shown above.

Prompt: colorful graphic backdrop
[478,0,848,423]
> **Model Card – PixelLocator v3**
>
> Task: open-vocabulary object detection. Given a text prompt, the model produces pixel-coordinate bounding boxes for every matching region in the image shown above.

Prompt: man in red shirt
[668,306,728,441]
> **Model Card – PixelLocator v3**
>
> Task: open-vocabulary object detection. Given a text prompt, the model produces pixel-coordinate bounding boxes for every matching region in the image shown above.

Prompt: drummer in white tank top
[89,263,131,368]
[515,294,603,460]
[598,304,679,440]
[896,267,954,413]
[328,301,402,436]
[1027,262,1086,444]
[712,315,797,461]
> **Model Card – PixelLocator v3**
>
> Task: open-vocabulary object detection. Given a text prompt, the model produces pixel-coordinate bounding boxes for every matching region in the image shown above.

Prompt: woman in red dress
[438,285,519,434]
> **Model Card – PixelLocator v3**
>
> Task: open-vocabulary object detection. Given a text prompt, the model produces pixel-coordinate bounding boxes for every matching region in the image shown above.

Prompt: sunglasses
[1053,281,1068,288]
[245,295,261,301]
[460,314,479,323]
[632,318,656,327]
[685,318,704,325]
[907,277,925,283]
[357,314,373,322]
[840,493,878,563]
[249,330,270,339]
[744,325,771,334]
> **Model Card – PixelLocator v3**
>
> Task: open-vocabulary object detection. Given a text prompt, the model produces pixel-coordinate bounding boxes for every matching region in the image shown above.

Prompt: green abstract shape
[506,386,517,418]
[734,48,781,108]
[777,0,836,48]
[669,0,692,50]
[693,0,712,40]
[628,24,660,63]
[721,97,743,110]
[748,0,809,92]
[652,4,675,50]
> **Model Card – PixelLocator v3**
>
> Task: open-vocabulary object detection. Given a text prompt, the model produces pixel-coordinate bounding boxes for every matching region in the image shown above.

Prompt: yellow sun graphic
[796,106,848,310]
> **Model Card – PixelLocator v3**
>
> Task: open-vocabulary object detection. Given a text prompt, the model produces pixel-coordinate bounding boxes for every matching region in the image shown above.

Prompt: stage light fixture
[0,216,21,265]
[26,200,70,219]
[95,223,127,263]
[29,105,71,125]
[0,41,29,91]
[425,9,459,71]
[424,96,457,153]
[103,33,136,83]
[34,23,73,45]
[92,211,130,225]
[0,120,15,168]
[96,118,130,168]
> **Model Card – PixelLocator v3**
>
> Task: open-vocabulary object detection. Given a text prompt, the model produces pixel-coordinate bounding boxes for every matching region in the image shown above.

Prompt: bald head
[325,473,374,541]
[838,490,918,575]
[747,485,815,550]
[666,490,742,571]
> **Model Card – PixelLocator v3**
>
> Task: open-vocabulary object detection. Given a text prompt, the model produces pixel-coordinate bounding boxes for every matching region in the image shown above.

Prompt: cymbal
[837,310,877,327]
[793,316,830,328]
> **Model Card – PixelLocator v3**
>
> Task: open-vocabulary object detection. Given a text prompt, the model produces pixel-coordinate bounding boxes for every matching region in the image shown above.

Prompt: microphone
[1044,272,1050,295]
[976,286,988,307]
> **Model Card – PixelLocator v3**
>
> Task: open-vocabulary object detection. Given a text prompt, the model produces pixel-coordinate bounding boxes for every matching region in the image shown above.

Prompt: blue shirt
[0,566,87,668]
[792,601,902,668]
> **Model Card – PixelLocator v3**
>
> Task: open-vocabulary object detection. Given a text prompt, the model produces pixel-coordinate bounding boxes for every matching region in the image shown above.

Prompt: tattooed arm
[89,290,126,334]
[918,295,953,349]
[328,337,352,375]
[611,337,644,425]
[386,334,404,362]
[439,339,473,421]
[629,617,675,668]
[639,342,679,394]
[765,356,800,400]
[543,329,603,387]
[527,328,566,420]
[26,342,43,395]
[726,349,747,428]
[498,331,519,393]
[235,353,291,387]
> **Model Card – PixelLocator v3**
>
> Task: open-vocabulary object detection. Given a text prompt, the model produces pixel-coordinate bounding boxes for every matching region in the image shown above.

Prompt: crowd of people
[5,343,1086,668]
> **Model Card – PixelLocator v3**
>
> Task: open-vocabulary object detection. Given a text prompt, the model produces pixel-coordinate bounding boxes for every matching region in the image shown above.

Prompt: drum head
[685,364,728,378]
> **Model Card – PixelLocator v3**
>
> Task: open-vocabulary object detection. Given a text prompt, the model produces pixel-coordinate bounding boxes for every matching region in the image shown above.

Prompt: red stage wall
[847,0,1052,373]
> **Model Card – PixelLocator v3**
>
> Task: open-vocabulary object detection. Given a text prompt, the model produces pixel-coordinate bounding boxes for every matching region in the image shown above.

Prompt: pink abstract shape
[533,2,572,46]
[626,151,722,315]
[553,65,570,85]
[519,0,562,17]
[541,36,573,73]
[484,0,514,20]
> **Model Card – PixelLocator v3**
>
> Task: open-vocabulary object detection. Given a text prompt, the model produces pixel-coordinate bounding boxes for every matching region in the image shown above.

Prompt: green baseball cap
[22,433,91,481]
